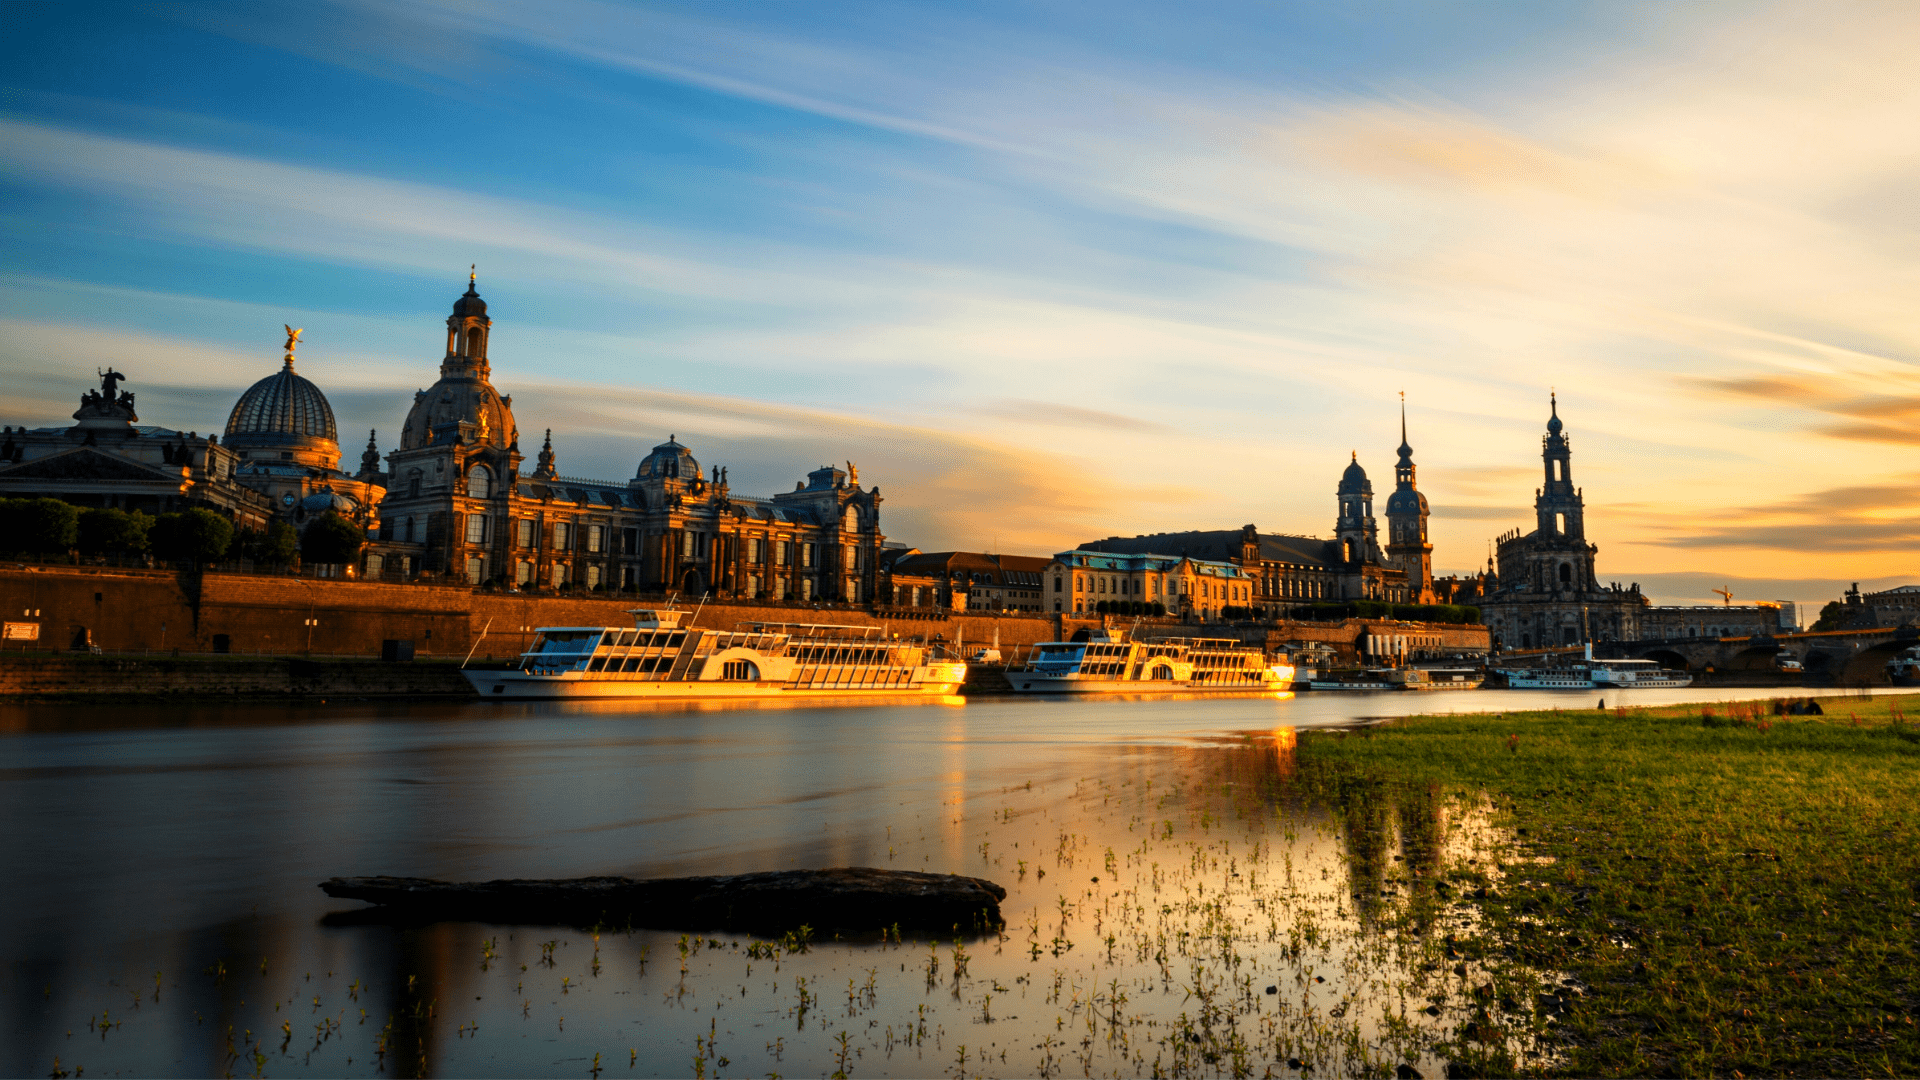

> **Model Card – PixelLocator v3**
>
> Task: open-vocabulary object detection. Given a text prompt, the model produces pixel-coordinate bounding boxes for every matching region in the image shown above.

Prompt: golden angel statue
[283,325,303,356]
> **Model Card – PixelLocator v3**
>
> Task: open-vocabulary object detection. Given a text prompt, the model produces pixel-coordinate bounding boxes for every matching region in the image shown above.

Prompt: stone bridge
[1593,625,1919,685]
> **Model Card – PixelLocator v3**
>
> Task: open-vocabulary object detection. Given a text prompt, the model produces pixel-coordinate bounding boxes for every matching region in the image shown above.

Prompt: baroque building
[1075,420,1437,610]
[0,369,274,528]
[1479,396,1649,648]
[1046,549,1254,619]
[224,328,387,529]
[368,276,887,597]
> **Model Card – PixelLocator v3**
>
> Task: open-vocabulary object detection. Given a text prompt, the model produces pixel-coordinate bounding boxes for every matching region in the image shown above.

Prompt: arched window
[467,464,491,498]
[1558,562,1572,584]
[465,327,483,356]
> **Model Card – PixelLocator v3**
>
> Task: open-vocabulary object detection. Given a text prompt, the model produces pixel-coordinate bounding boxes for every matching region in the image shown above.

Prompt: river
[0,685,1873,1078]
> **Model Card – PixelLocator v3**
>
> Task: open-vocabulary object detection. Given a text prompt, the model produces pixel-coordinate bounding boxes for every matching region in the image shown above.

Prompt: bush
[78,507,151,556]
[300,511,364,565]
[1,497,81,555]
[150,507,235,564]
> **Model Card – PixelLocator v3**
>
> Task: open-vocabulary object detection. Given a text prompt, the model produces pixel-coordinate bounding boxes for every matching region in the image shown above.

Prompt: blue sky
[3,1,1916,607]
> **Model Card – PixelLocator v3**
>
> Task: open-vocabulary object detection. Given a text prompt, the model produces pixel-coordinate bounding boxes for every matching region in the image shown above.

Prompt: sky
[2,1,1915,610]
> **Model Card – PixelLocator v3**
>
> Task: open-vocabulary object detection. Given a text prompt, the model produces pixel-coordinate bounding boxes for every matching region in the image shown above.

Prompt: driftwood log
[320,867,1005,934]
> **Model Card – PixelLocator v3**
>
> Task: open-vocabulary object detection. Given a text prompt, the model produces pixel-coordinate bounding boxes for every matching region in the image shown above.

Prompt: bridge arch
[1639,648,1689,671]
[1839,638,1918,684]
[1730,641,1784,670]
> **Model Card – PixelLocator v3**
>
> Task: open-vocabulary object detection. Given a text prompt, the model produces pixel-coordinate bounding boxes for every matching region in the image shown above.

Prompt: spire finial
[470,264,476,284]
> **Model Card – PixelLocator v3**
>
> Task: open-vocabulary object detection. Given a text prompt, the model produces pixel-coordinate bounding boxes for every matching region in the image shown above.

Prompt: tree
[261,520,298,566]
[301,511,365,566]
[3,497,81,555]
[77,508,151,557]
[151,508,235,564]
[1810,600,1850,632]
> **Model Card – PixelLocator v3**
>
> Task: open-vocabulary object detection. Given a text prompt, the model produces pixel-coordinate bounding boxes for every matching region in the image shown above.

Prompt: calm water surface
[0,686,1866,1078]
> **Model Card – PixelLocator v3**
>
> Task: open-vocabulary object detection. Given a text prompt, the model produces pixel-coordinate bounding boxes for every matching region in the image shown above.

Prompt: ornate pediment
[0,447,177,482]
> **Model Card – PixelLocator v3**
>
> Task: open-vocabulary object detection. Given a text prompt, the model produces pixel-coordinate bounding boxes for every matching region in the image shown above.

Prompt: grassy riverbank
[1297,692,1920,1078]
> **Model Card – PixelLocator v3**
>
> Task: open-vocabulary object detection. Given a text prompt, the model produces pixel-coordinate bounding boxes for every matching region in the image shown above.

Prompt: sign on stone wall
[4,622,41,641]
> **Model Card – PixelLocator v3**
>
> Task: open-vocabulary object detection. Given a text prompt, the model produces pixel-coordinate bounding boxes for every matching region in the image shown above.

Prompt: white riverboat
[1496,645,1691,690]
[1009,628,1294,695]
[464,609,968,700]
[1306,668,1398,692]
[1306,667,1485,691]
[1393,667,1486,691]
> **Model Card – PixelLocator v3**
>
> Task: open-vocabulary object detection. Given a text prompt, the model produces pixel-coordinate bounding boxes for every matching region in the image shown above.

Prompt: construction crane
[1712,588,1733,605]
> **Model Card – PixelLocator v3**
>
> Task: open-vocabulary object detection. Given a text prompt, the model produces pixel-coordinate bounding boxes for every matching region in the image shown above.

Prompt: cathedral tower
[1383,401,1433,602]
[1334,453,1378,567]
[1535,393,1584,541]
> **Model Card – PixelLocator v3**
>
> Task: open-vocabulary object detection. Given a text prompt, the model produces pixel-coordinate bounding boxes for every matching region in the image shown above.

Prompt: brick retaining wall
[0,655,472,699]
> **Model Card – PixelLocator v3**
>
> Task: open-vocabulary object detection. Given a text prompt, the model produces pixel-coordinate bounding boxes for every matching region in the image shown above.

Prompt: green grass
[1295,693,1920,1078]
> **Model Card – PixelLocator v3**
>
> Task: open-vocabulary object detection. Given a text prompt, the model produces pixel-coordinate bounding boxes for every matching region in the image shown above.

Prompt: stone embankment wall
[0,656,472,699]
[0,564,1059,661]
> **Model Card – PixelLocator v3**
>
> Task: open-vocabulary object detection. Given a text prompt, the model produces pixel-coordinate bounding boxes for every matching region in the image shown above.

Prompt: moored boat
[1390,667,1485,690]
[1008,627,1293,694]
[1495,644,1691,690]
[465,609,967,699]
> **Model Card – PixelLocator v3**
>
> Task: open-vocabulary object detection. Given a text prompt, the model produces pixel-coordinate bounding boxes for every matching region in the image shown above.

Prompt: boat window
[665,632,685,649]
[533,632,595,654]
[587,657,609,672]
[621,657,642,672]
[615,630,636,647]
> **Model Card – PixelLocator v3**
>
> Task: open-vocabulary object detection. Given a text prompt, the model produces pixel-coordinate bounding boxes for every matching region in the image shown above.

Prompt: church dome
[227,361,337,444]
[225,359,341,468]
[636,435,698,480]
[1338,453,1371,495]
[399,377,516,451]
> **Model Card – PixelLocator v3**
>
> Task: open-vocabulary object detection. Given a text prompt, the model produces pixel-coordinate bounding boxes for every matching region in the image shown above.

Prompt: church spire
[359,429,382,479]
[532,428,557,479]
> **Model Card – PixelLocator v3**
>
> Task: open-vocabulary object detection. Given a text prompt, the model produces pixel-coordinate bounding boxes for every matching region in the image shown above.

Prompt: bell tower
[1334,452,1377,566]
[444,266,491,377]
[1535,393,1584,540]
[1384,398,1433,601]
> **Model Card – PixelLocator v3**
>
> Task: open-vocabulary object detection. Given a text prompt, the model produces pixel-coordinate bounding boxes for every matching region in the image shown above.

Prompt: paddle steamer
[1009,627,1293,694]
[464,609,967,699]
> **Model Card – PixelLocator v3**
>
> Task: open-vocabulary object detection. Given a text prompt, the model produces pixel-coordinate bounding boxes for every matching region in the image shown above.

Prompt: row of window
[1064,575,1252,603]
[450,514,866,572]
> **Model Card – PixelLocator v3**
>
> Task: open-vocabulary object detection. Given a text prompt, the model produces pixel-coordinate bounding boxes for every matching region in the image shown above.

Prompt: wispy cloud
[969,400,1174,434]
[6,1,1920,577]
